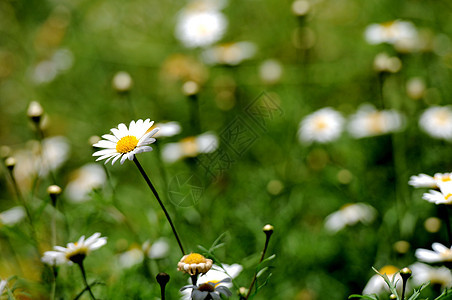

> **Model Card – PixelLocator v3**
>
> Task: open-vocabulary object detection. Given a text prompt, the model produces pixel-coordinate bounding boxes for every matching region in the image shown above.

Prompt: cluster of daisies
[298,104,452,144]
[360,172,452,295]
[174,0,256,66]
[33,118,246,299]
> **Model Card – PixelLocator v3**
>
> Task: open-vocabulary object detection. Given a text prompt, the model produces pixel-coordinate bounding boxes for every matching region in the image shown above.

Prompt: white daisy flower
[347,104,405,138]
[324,203,377,233]
[364,20,418,51]
[161,132,218,163]
[0,206,26,226]
[180,263,242,300]
[153,121,182,138]
[408,172,452,188]
[0,279,7,295]
[422,181,452,205]
[175,9,227,48]
[363,265,401,295]
[298,107,345,144]
[65,163,107,202]
[202,41,256,66]
[419,106,452,140]
[415,242,452,263]
[177,253,213,276]
[42,232,107,265]
[93,119,159,165]
[118,247,144,269]
[410,262,452,288]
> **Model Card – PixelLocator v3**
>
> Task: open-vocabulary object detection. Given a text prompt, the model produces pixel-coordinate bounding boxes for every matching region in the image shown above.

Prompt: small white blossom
[325,203,376,233]
[93,119,159,165]
[175,8,227,48]
[363,265,401,295]
[419,106,452,140]
[42,233,107,265]
[422,181,452,205]
[415,243,452,263]
[409,172,452,188]
[298,107,345,144]
[347,104,404,138]
[410,262,452,288]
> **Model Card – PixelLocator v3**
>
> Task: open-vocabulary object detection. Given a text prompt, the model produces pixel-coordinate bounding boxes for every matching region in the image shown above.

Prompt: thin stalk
[133,157,185,255]
[77,262,96,300]
[401,281,407,300]
[50,266,57,300]
[6,168,40,254]
[244,233,272,300]
[442,205,452,247]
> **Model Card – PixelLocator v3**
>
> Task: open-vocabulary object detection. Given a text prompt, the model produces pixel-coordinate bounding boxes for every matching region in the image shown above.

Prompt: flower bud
[5,157,16,171]
[263,224,274,236]
[112,71,133,93]
[47,185,62,206]
[400,267,412,281]
[156,272,170,287]
[182,80,200,96]
[27,101,44,124]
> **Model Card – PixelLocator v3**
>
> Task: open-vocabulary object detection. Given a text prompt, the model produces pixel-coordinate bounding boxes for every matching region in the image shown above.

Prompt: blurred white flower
[118,247,144,269]
[0,206,26,226]
[0,279,7,295]
[181,263,242,299]
[365,20,419,51]
[406,77,426,100]
[419,106,452,141]
[42,232,107,266]
[363,265,400,295]
[162,132,218,163]
[65,163,107,202]
[298,107,345,144]
[373,53,402,73]
[409,172,452,188]
[146,238,170,259]
[175,7,227,48]
[202,42,256,65]
[13,136,70,190]
[347,104,404,138]
[30,48,74,85]
[415,242,452,263]
[259,59,283,84]
[153,121,182,138]
[422,181,452,205]
[92,119,159,165]
[325,203,376,233]
[410,262,452,288]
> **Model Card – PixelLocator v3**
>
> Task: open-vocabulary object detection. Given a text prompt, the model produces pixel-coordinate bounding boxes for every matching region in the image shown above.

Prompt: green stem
[6,168,40,254]
[442,205,452,247]
[133,157,185,256]
[77,262,96,300]
[244,234,272,300]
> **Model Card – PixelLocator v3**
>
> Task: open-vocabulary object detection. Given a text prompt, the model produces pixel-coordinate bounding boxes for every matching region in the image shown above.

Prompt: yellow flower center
[116,135,139,154]
[435,110,450,126]
[184,253,207,264]
[369,112,384,133]
[314,117,328,131]
[439,249,452,261]
[379,265,399,275]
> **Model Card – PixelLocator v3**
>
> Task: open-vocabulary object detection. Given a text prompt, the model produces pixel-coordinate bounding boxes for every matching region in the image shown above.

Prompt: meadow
[1,0,452,299]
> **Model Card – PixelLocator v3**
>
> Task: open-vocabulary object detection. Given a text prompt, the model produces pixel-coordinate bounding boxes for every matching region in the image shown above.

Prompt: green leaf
[348,295,379,300]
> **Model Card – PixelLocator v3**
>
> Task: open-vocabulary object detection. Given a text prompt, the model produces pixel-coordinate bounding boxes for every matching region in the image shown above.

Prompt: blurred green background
[2,0,452,299]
